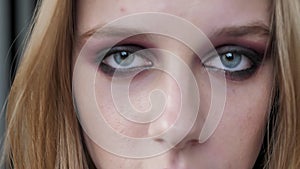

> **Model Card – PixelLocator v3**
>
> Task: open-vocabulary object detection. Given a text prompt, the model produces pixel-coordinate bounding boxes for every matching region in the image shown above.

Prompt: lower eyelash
[224,65,258,81]
[203,55,262,81]
[99,63,116,76]
[99,62,152,77]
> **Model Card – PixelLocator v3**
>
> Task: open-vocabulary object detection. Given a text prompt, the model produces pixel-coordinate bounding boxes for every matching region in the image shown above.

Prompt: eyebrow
[211,21,270,38]
[77,21,270,44]
[78,26,148,42]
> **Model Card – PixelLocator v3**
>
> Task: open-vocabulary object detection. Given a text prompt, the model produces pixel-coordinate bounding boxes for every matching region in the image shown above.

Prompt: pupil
[225,53,234,61]
[120,51,129,60]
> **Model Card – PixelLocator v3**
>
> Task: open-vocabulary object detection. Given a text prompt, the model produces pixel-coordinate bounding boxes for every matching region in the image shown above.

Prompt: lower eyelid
[203,57,261,81]
[99,63,153,77]
[226,66,259,81]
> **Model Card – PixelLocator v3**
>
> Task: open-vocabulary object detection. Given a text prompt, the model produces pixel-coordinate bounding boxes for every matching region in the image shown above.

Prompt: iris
[220,52,242,69]
[113,51,135,66]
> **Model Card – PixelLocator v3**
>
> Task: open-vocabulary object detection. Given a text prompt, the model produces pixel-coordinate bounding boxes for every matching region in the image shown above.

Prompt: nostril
[189,139,201,146]
[173,138,201,150]
[154,138,165,143]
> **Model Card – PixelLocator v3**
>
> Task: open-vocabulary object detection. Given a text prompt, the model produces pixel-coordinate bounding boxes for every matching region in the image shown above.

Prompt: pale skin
[73,0,273,168]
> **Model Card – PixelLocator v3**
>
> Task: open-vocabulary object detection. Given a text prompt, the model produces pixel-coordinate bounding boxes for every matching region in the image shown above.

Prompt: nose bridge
[147,50,201,147]
[147,69,181,135]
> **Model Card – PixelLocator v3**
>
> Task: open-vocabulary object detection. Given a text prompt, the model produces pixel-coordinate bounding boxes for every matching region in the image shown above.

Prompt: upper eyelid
[99,44,159,63]
[217,45,259,56]
[95,45,141,62]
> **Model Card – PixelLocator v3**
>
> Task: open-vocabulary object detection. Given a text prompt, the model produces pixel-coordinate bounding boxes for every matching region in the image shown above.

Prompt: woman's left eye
[99,45,153,75]
[203,45,263,80]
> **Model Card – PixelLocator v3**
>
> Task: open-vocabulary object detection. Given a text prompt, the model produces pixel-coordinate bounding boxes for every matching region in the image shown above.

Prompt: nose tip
[148,119,171,136]
[148,106,201,150]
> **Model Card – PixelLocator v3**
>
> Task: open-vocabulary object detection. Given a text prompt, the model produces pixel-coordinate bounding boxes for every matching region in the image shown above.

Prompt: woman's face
[73,0,273,168]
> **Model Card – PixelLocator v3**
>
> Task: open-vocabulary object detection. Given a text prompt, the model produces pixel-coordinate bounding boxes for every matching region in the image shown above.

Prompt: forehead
[76,0,270,36]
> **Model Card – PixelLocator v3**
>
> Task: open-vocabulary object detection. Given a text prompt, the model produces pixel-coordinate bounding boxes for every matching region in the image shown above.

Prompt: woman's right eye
[98,45,154,75]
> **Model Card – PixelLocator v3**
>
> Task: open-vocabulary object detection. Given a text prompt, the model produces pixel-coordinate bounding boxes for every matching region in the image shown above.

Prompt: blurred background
[0,0,37,166]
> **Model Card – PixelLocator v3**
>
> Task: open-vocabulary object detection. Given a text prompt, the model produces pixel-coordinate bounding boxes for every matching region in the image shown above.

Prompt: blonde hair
[266,0,300,168]
[3,0,91,168]
[2,0,300,168]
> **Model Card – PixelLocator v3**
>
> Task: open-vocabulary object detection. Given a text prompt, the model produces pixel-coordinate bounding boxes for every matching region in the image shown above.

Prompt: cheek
[84,133,146,169]
[208,61,273,167]
[224,62,273,139]
[94,70,167,138]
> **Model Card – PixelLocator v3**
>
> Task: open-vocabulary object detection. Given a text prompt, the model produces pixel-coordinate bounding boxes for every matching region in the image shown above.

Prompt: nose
[147,57,201,149]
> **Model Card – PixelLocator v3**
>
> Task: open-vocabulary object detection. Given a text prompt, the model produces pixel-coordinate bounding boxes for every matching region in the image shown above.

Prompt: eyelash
[97,44,264,81]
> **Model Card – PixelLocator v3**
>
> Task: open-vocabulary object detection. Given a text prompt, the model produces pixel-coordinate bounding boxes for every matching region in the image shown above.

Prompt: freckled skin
[74,0,273,168]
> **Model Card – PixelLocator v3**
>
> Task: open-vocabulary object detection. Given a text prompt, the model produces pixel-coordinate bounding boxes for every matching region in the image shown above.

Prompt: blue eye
[99,45,153,75]
[111,51,135,66]
[203,45,263,80]
[220,52,242,69]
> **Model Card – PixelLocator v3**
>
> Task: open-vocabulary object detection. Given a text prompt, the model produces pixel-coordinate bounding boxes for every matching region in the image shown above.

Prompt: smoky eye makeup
[202,45,265,81]
[91,34,267,81]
